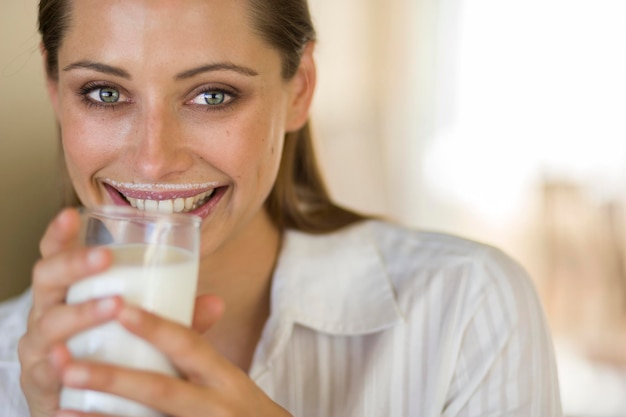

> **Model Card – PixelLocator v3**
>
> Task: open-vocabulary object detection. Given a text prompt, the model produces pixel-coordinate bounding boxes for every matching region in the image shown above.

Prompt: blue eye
[191,90,228,106]
[88,87,120,103]
[205,92,225,105]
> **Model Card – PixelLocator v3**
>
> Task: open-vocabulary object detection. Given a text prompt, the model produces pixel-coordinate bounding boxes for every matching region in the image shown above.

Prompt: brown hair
[38,0,365,233]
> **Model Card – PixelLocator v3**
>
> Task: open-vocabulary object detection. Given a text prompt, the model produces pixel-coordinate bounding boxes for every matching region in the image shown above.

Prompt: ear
[41,43,61,117]
[285,42,317,132]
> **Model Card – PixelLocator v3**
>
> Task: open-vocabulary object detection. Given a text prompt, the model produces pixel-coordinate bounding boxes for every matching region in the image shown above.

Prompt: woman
[0,0,562,416]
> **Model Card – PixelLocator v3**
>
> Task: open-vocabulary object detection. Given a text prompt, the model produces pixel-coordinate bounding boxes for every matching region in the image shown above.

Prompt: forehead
[59,0,278,75]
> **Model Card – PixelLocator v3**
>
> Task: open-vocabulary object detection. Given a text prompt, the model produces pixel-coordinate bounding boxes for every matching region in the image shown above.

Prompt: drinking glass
[60,205,201,417]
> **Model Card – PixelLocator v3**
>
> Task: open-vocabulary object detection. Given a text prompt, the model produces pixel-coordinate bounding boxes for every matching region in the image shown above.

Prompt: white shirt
[0,220,562,416]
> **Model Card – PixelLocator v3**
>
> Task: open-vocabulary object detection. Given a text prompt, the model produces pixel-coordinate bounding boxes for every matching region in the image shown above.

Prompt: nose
[130,103,192,180]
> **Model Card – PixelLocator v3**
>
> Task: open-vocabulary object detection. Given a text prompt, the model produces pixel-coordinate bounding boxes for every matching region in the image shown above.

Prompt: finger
[24,297,123,354]
[49,344,73,376]
[191,294,225,334]
[30,247,113,322]
[19,297,123,397]
[21,356,61,395]
[53,411,99,417]
[53,411,132,417]
[53,411,121,417]
[19,344,70,403]
[117,305,231,384]
[60,361,225,417]
[40,208,82,258]
[53,409,141,417]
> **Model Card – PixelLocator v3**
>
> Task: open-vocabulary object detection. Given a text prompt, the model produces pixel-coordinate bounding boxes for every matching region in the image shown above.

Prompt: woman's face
[47,0,313,255]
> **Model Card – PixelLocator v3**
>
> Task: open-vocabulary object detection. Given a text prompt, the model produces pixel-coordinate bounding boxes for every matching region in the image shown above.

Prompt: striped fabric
[0,220,562,416]
[251,221,562,416]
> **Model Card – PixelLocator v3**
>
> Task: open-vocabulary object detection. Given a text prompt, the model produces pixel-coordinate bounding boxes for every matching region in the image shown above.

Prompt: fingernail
[64,365,90,386]
[55,411,79,417]
[87,248,107,266]
[48,345,64,371]
[119,305,141,326]
[96,297,118,316]
[55,209,72,226]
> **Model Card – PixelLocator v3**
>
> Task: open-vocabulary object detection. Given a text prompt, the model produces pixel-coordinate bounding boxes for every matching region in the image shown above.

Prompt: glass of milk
[60,205,201,417]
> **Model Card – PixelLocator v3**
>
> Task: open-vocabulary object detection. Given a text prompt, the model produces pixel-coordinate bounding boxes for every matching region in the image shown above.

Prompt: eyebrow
[62,60,259,80]
[63,61,131,79]
[175,63,259,79]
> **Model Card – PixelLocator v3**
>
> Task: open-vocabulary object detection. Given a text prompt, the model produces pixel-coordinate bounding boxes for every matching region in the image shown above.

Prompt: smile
[103,180,225,215]
[127,189,214,213]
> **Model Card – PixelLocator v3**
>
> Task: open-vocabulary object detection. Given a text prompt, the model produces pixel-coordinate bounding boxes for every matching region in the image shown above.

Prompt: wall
[0,0,62,301]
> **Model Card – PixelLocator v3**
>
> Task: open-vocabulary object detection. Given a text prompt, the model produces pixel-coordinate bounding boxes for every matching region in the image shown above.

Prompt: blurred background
[1,0,625,415]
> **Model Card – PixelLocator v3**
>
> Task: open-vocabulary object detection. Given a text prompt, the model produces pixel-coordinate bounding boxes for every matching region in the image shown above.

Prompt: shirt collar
[270,221,404,336]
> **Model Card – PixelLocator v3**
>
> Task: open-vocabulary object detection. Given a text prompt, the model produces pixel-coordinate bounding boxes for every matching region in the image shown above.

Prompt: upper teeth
[126,190,214,213]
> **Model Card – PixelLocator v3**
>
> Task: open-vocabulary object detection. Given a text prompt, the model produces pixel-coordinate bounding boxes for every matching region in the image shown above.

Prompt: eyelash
[77,82,240,112]
[187,86,239,112]
[78,81,125,110]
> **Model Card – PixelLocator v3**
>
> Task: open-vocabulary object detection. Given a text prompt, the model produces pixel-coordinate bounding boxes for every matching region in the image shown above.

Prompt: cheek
[61,113,97,177]
[237,111,285,186]
[201,105,285,184]
[255,133,283,185]
[58,103,129,186]
[61,118,108,177]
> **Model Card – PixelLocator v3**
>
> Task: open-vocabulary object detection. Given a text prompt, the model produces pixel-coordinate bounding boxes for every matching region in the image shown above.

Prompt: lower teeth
[191,195,211,210]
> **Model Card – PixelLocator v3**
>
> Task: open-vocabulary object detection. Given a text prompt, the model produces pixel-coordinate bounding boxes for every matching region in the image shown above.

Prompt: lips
[103,180,225,216]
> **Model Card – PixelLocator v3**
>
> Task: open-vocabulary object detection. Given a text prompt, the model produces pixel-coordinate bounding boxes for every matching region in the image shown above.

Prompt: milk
[61,244,199,417]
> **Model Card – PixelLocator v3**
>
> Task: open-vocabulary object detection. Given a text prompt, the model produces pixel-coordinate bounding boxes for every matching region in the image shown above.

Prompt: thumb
[191,294,225,334]
[40,208,82,258]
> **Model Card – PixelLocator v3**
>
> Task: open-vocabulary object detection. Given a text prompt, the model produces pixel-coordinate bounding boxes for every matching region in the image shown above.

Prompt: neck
[196,210,281,371]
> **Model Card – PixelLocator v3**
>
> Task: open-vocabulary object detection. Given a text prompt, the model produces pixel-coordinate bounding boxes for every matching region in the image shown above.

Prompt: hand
[56,302,293,417]
[17,208,122,417]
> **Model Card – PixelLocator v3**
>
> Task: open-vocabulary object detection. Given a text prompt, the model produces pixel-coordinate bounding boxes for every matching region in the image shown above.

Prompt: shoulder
[363,218,523,273]
[339,219,530,283]
[0,290,31,417]
[339,219,541,326]
[0,289,31,414]
[0,289,31,362]
[278,219,548,338]
[363,221,560,413]
[277,221,561,413]
[286,219,540,319]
